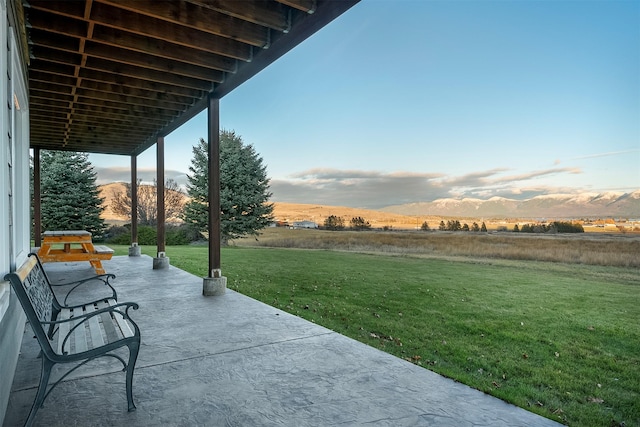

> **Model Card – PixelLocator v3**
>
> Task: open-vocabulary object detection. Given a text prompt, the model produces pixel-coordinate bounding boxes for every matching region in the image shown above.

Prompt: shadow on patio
[4,255,562,426]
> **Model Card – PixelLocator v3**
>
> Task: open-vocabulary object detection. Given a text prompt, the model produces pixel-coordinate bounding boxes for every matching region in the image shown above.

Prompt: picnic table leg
[38,244,51,257]
[90,260,106,275]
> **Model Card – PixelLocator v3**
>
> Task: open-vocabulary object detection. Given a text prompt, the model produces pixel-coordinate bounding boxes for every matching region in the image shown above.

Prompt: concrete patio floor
[4,255,563,426]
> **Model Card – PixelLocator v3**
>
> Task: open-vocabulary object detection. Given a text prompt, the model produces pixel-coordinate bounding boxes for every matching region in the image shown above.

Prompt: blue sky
[91,0,640,209]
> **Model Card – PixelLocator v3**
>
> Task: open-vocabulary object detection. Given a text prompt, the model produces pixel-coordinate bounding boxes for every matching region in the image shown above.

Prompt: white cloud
[573,149,640,160]
[94,164,627,209]
[271,167,593,208]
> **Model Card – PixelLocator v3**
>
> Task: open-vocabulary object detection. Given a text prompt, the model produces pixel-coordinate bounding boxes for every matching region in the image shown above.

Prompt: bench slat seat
[4,253,140,427]
[92,245,115,254]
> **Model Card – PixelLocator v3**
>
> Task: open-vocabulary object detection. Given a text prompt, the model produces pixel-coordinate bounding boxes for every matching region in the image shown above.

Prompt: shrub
[104,225,131,245]
[553,221,584,233]
[166,225,199,245]
[105,224,201,245]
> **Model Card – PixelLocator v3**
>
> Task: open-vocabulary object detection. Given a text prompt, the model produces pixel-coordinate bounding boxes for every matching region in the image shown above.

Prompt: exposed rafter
[25,0,359,155]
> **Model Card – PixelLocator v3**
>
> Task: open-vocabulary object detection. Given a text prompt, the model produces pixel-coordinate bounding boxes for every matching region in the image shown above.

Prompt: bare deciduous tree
[111,179,185,226]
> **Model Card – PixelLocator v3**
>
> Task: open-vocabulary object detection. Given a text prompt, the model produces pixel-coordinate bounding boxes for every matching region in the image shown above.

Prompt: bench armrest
[50,274,118,306]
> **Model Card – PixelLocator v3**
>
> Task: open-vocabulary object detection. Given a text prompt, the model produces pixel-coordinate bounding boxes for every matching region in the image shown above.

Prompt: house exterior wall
[292,221,318,229]
[0,0,30,422]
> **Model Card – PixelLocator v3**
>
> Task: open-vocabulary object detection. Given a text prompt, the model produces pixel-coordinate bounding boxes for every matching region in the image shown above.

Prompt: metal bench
[4,253,141,427]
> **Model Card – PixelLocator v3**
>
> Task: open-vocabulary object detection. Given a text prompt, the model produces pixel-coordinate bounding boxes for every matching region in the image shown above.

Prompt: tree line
[437,220,487,232]
[514,222,584,233]
[324,215,372,231]
[322,216,490,232]
[35,133,587,243]
[34,130,273,244]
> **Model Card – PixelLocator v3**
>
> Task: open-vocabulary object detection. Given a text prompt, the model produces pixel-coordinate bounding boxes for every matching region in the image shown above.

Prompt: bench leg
[125,341,140,412]
[24,357,54,427]
[90,260,106,275]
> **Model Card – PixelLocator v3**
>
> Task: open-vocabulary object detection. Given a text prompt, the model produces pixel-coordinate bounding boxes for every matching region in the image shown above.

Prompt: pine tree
[324,215,345,231]
[349,216,371,231]
[182,131,274,243]
[40,151,106,238]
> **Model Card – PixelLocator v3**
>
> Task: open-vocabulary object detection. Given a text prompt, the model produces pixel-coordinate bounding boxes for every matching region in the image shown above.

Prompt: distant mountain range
[380,191,640,219]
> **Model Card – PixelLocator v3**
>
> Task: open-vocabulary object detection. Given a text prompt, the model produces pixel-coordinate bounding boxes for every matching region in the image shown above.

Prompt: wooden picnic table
[37,230,113,275]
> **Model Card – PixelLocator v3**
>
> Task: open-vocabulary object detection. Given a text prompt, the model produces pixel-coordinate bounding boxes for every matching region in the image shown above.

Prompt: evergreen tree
[420,221,430,231]
[324,215,345,231]
[182,131,274,243]
[471,222,480,232]
[446,220,462,231]
[513,224,520,232]
[480,222,487,232]
[439,220,446,231]
[349,216,371,231]
[40,151,106,238]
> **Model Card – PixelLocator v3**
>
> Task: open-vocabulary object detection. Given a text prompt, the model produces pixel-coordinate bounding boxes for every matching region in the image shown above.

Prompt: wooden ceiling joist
[24,0,360,155]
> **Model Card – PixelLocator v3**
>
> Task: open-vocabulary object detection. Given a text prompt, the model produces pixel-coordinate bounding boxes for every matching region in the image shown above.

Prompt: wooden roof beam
[84,57,218,91]
[275,0,317,14]
[90,25,239,72]
[30,71,198,108]
[28,1,86,19]
[77,68,207,98]
[89,3,254,60]
[188,0,291,32]
[27,9,88,37]
[96,0,270,47]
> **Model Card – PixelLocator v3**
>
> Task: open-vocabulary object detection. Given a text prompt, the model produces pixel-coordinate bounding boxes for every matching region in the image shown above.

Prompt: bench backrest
[4,254,57,356]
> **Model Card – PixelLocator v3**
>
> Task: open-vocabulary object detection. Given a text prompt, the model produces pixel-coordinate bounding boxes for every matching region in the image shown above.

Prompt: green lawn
[110,244,640,426]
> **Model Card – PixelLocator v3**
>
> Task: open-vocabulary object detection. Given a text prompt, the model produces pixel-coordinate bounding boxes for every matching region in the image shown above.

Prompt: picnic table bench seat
[4,253,140,427]
[92,245,115,255]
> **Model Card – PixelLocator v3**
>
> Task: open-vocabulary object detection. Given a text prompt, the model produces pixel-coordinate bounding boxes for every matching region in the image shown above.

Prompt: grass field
[234,228,640,268]
[109,234,639,426]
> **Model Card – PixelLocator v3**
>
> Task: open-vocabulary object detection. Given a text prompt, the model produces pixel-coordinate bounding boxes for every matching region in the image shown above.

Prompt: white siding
[0,0,29,316]
[0,0,30,423]
[10,26,29,266]
[0,0,10,317]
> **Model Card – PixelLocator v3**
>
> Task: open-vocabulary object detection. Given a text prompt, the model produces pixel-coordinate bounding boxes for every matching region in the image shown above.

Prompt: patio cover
[22,0,359,156]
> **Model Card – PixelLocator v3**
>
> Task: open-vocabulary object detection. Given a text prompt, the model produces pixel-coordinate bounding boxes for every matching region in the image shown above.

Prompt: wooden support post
[129,155,141,257]
[33,147,42,247]
[153,137,169,269]
[131,155,138,245]
[157,137,165,255]
[202,94,226,295]
[208,94,221,277]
